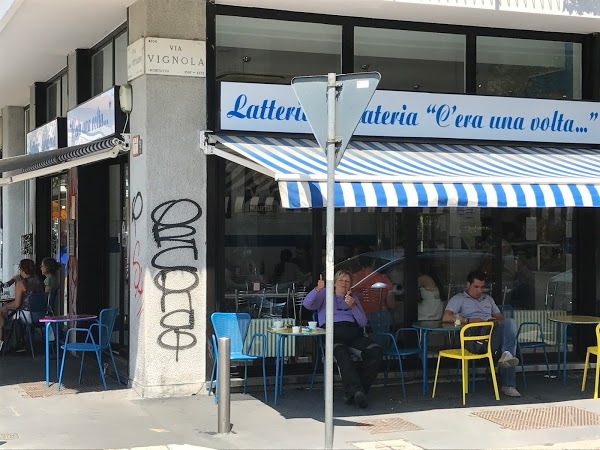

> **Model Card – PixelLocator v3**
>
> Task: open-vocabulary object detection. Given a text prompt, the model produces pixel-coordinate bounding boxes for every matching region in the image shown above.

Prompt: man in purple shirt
[304,270,383,408]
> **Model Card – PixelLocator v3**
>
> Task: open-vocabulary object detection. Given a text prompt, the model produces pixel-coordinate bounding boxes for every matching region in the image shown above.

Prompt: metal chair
[21,292,49,357]
[208,312,267,403]
[581,322,600,399]
[433,322,499,405]
[368,310,420,398]
[58,307,121,391]
[500,304,551,386]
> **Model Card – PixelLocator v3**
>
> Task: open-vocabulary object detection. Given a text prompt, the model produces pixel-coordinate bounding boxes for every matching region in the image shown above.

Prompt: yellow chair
[432,322,500,405]
[581,323,600,399]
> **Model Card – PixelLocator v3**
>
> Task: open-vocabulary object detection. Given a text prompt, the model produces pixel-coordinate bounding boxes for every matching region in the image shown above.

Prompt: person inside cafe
[443,269,521,398]
[417,268,444,321]
[352,254,395,315]
[41,257,61,314]
[303,271,383,409]
[0,259,45,351]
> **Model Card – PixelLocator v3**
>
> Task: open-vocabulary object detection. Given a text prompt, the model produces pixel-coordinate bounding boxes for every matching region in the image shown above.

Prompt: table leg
[279,336,285,396]
[45,323,51,387]
[55,323,60,381]
[563,323,569,385]
[274,334,281,405]
[421,330,428,395]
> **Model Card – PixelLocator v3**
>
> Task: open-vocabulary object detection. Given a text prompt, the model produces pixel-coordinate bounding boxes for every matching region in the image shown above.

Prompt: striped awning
[208,134,600,209]
[0,136,128,186]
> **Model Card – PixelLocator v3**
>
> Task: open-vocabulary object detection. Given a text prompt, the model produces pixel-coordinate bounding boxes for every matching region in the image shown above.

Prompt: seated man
[442,269,521,398]
[303,271,383,408]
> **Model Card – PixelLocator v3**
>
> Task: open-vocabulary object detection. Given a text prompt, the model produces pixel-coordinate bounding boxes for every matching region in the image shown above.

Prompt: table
[268,326,325,405]
[39,315,97,387]
[412,320,462,395]
[548,315,600,385]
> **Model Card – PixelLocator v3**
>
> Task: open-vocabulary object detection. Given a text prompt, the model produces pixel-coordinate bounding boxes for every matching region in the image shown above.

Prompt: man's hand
[316,274,325,292]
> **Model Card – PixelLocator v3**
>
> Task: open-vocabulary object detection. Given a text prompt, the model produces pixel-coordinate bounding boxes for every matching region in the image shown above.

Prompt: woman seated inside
[41,257,61,314]
[0,259,45,351]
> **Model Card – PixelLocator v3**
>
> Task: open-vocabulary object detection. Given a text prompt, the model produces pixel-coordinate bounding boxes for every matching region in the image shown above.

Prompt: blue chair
[58,307,121,391]
[516,321,551,386]
[208,312,267,403]
[498,304,550,386]
[368,310,420,398]
[21,292,50,357]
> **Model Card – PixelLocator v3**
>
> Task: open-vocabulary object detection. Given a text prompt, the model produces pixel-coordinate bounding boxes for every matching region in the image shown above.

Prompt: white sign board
[27,119,58,154]
[127,37,206,81]
[220,82,600,145]
[127,38,145,81]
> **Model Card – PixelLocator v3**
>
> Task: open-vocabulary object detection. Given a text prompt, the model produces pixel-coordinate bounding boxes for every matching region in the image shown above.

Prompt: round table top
[40,314,97,323]
[548,315,600,324]
[412,320,462,331]
[267,327,325,336]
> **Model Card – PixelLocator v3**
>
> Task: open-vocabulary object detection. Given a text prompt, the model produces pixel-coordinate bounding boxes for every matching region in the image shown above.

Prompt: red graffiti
[132,240,144,316]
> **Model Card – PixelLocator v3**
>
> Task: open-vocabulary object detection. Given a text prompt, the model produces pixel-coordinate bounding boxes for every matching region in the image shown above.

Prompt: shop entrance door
[107,161,129,356]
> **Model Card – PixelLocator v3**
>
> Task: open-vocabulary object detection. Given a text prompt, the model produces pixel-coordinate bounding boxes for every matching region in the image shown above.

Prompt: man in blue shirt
[443,270,521,398]
[304,271,383,408]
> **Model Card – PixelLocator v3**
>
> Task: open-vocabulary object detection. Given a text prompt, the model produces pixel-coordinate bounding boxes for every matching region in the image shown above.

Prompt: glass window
[223,162,313,312]
[477,37,582,99]
[114,31,128,86]
[354,28,466,93]
[216,16,341,84]
[61,74,68,116]
[91,43,114,96]
[46,80,59,121]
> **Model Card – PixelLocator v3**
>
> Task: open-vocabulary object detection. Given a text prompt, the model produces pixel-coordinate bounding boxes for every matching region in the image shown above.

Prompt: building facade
[1,0,600,397]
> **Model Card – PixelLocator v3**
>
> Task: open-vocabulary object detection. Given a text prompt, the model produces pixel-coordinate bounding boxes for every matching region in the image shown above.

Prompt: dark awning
[0,136,128,185]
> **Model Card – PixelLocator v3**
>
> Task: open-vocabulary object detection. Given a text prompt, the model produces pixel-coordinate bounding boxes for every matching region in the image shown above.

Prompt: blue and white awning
[207,134,600,209]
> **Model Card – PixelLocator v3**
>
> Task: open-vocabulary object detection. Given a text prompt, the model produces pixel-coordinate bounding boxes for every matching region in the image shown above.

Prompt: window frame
[89,23,128,98]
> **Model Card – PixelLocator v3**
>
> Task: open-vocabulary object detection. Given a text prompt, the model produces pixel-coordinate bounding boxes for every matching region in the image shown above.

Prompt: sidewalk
[2,354,600,449]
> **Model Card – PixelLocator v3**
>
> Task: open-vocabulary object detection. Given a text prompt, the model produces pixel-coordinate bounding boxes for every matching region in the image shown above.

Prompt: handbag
[464,325,489,355]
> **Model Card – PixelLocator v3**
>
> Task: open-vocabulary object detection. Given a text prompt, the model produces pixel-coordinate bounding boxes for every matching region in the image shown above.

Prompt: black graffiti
[132,191,143,236]
[151,199,202,361]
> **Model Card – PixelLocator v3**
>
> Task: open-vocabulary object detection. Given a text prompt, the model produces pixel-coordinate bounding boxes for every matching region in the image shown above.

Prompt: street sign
[291,72,380,165]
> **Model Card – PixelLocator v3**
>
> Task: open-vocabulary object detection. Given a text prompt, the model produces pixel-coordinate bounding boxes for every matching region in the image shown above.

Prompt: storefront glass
[223,162,313,317]
[354,28,465,92]
[216,16,342,84]
[476,37,582,99]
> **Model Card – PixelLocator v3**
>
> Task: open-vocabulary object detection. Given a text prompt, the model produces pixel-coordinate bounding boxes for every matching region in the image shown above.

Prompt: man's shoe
[498,351,519,368]
[501,386,521,397]
[354,391,368,409]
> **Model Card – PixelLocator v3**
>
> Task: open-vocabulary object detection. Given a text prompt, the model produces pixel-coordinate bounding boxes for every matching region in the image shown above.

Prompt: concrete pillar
[2,106,26,281]
[128,0,207,397]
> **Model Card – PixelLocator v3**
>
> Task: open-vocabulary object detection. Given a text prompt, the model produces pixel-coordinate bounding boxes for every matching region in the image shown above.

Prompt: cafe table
[39,314,97,387]
[268,326,325,405]
[412,320,463,395]
[548,315,600,385]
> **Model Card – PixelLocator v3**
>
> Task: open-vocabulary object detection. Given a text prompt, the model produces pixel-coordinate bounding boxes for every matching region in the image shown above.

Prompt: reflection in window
[114,31,128,86]
[354,27,465,93]
[223,162,313,318]
[91,43,113,96]
[477,37,582,99]
[46,81,59,121]
[216,16,341,84]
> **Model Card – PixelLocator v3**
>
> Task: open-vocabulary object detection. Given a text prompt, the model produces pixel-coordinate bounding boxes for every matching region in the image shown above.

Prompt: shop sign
[26,118,66,154]
[67,87,119,146]
[127,37,206,81]
[220,82,600,145]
